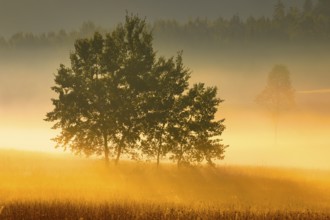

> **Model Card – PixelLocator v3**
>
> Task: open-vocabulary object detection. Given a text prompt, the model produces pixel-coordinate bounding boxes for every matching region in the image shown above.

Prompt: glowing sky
[0,0,329,169]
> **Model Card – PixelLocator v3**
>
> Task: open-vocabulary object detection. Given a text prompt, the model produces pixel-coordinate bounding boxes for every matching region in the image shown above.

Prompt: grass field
[0,149,330,219]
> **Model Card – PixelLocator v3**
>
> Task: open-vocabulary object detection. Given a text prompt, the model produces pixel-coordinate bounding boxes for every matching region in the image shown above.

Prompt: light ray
[297,89,330,94]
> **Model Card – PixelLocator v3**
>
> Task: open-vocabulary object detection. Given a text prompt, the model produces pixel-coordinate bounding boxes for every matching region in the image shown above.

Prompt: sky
[0,0,304,38]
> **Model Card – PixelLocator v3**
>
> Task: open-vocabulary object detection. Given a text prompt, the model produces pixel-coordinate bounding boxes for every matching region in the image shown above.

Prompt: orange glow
[1,44,330,170]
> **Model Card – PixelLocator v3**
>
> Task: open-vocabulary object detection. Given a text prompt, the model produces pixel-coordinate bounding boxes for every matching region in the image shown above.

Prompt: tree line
[0,22,105,50]
[153,0,330,47]
[45,15,227,167]
[1,0,330,50]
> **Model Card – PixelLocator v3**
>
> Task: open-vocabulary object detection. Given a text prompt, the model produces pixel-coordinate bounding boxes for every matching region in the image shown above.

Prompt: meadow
[0,149,330,219]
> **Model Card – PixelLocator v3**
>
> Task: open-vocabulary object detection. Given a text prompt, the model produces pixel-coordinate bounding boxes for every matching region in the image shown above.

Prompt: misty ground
[1,149,330,213]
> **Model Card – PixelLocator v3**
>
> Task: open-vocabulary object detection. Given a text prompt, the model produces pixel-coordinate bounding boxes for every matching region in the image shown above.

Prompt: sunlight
[0,125,59,153]
[298,88,330,94]
[1,1,330,218]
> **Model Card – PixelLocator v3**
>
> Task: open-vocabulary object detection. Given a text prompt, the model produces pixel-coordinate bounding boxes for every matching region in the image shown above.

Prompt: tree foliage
[46,15,227,166]
[169,83,226,166]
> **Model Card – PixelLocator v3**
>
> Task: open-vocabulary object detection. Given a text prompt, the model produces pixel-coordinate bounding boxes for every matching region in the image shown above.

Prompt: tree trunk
[177,145,183,168]
[115,144,122,165]
[177,156,181,167]
[156,125,166,168]
[156,144,161,167]
[103,133,109,166]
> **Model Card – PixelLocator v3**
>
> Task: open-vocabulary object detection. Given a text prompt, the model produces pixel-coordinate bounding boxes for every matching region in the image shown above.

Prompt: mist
[1,0,329,170]
[1,150,330,212]
[1,2,330,219]
[1,43,329,169]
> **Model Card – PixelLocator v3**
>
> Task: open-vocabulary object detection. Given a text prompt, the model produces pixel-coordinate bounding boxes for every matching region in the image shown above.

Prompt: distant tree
[300,0,316,39]
[273,0,286,21]
[228,15,244,40]
[286,6,301,39]
[0,36,7,48]
[256,65,295,143]
[315,0,330,17]
[314,0,330,38]
[272,0,287,40]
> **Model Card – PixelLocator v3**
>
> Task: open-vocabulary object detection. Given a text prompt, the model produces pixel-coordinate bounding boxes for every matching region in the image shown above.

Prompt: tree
[315,0,330,17]
[169,83,227,167]
[256,65,295,143]
[104,15,155,164]
[303,0,313,14]
[272,0,287,40]
[140,53,190,167]
[141,58,227,167]
[286,6,301,39]
[45,15,155,165]
[46,15,227,167]
[301,0,316,39]
[273,0,285,21]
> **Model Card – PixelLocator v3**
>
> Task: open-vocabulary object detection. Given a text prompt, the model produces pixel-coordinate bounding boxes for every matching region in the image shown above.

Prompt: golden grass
[0,149,330,219]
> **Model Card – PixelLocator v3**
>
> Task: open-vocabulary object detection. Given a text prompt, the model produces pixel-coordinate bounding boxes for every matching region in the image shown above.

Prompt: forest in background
[0,0,330,52]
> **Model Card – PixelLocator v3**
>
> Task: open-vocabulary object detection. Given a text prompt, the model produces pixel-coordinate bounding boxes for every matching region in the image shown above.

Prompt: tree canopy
[45,15,227,166]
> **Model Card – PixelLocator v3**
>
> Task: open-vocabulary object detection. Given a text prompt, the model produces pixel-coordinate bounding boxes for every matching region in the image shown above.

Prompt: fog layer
[0,43,329,169]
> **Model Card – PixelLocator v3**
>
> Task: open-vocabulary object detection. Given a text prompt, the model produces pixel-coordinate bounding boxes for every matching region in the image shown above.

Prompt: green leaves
[46,15,227,166]
[168,83,226,166]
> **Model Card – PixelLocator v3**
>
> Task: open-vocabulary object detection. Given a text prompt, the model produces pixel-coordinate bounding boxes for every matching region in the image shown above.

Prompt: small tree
[256,65,295,143]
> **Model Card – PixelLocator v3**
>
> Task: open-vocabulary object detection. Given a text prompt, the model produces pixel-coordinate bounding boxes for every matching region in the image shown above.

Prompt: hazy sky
[0,0,304,37]
[0,0,329,170]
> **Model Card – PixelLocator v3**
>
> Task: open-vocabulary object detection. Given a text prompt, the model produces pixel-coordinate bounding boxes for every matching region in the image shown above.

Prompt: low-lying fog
[0,45,329,169]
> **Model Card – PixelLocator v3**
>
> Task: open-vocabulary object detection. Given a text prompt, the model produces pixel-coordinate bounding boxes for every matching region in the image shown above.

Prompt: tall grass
[0,149,330,219]
[1,201,330,220]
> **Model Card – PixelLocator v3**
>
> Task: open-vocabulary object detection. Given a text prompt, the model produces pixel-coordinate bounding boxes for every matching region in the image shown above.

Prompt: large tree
[45,15,155,165]
[46,15,227,166]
